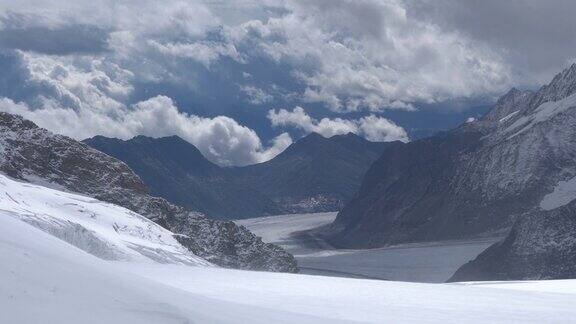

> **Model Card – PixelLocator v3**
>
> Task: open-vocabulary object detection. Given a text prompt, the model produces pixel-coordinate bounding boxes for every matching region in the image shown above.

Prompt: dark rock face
[324,63,576,282]
[233,132,393,215]
[84,131,391,219]
[449,202,576,282]
[0,112,297,272]
[84,135,282,219]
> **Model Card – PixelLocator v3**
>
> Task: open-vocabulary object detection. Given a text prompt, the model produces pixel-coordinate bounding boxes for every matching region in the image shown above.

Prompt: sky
[0,0,575,166]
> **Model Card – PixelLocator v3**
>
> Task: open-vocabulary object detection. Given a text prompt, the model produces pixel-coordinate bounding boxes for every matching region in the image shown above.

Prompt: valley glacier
[2,175,576,323]
[237,213,498,282]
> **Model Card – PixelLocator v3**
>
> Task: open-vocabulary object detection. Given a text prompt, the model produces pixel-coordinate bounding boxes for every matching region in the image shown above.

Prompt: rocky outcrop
[449,202,576,281]
[0,112,297,272]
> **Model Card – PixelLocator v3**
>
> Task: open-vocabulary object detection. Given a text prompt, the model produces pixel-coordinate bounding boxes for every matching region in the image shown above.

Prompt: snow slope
[0,173,210,265]
[0,213,331,323]
[3,175,576,323]
[3,213,576,323]
[505,92,576,139]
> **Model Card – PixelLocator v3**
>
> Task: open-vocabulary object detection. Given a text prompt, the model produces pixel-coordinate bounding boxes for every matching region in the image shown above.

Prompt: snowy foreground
[2,175,576,323]
[236,213,497,282]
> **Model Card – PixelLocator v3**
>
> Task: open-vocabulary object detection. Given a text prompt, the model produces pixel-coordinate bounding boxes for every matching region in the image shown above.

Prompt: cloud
[149,40,244,68]
[232,0,512,112]
[405,0,576,85]
[0,95,292,166]
[240,85,274,105]
[1,0,575,166]
[268,106,408,142]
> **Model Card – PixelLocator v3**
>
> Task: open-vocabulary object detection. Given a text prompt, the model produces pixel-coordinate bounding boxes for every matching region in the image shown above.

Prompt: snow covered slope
[0,173,209,265]
[3,211,576,323]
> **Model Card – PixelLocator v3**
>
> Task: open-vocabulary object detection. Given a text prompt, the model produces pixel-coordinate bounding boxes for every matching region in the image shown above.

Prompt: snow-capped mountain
[0,112,297,272]
[323,64,576,280]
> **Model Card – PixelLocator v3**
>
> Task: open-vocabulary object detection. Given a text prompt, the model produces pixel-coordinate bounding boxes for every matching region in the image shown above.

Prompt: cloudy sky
[0,0,574,166]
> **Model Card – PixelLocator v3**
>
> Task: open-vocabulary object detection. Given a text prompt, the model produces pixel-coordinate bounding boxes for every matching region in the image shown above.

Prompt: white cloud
[268,106,408,142]
[4,0,570,167]
[149,40,244,68]
[232,0,512,112]
[0,95,291,167]
[240,85,274,105]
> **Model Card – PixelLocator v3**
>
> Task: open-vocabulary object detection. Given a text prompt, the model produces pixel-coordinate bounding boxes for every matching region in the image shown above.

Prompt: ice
[237,213,499,282]
[539,175,576,210]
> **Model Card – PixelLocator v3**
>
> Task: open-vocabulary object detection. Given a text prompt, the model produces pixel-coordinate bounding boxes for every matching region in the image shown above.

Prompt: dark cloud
[0,14,109,55]
[1,0,574,165]
[405,0,576,83]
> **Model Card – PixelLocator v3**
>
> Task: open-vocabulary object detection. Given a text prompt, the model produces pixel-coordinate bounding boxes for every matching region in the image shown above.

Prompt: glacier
[2,173,576,322]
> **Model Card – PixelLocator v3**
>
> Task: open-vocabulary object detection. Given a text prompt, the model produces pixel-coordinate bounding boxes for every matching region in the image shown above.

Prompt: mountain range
[319,64,576,281]
[84,132,393,219]
[0,112,296,272]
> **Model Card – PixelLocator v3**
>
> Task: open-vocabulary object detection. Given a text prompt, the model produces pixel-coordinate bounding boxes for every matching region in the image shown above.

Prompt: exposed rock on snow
[0,112,297,272]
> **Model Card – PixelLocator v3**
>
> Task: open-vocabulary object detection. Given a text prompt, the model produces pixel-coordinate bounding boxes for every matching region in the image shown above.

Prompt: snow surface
[498,110,519,123]
[505,92,576,139]
[3,178,576,322]
[237,213,497,282]
[3,215,576,323]
[0,173,210,265]
[539,175,576,210]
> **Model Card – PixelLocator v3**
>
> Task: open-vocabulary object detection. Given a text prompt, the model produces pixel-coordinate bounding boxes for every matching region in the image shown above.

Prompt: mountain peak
[535,62,576,104]
[481,87,534,123]
[0,112,38,131]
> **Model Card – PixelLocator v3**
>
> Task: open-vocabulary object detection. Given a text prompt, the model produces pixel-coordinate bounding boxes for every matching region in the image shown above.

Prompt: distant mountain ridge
[320,63,576,281]
[85,132,394,219]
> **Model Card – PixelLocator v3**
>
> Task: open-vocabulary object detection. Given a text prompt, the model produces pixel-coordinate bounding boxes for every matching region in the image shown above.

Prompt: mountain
[0,112,297,272]
[84,135,282,218]
[449,200,576,281]
[84,132,393,219]
[232,132,396,214]
[322,64,576,280]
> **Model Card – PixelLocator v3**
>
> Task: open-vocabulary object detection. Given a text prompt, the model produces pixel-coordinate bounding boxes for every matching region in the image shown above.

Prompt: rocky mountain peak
[480,87,534,125]
[0,112,38,131]
[532,63,576,106]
